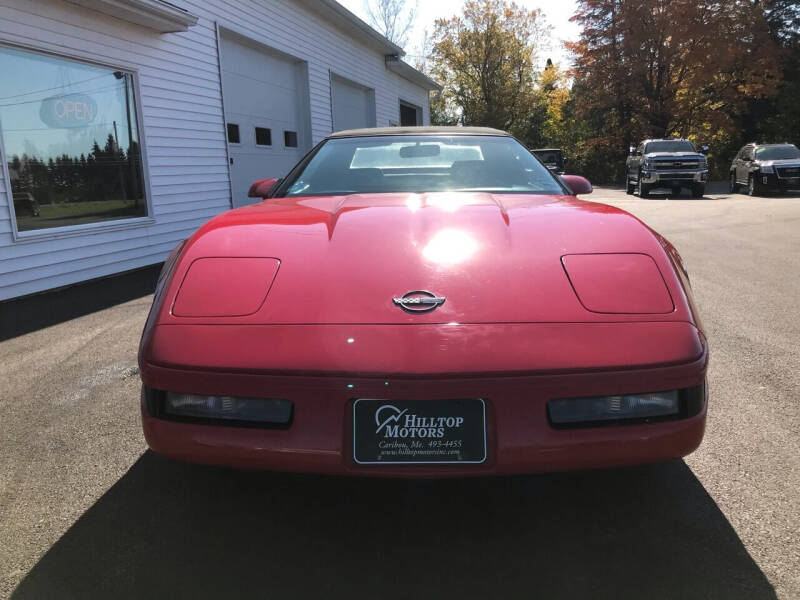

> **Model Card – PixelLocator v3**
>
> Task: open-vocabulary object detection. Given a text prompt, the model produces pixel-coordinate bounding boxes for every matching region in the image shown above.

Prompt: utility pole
[112,119,127,202]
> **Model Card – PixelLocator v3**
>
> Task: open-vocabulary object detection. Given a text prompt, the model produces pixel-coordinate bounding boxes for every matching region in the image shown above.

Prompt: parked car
[12,191,40,217]
[626,139,709,198]
[531,148,566,175]
[139,126,707,477]
[729,142,800,195]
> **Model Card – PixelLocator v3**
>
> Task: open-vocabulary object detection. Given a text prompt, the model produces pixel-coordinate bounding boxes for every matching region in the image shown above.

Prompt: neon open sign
[39,93,97,128]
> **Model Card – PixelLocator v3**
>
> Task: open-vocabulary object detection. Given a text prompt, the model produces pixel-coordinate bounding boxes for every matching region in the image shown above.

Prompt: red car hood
[160,192,692,326]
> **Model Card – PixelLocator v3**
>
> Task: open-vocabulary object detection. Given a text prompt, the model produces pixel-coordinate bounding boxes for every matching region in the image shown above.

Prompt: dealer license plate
[353,399,487,465]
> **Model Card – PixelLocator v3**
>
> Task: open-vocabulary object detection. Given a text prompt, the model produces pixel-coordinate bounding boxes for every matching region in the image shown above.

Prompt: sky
[338,0,580,68]
[0,45,135,163]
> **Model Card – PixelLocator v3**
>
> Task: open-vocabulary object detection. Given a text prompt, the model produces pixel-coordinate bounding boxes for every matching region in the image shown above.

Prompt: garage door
[220,31,308,207]
[331,74,376,132]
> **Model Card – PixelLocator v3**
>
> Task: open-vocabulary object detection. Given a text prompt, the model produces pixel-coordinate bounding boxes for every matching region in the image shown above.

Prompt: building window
[284,130,298,148]
[255,127,271,146]
[227,123,240,144]
[400,101,421,126]
[0,45,147,233]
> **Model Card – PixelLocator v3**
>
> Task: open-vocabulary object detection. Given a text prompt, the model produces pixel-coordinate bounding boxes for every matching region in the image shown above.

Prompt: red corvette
[139,127,707,477]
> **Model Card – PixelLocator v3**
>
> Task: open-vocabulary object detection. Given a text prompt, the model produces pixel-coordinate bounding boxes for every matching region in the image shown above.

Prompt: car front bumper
[757,172,800,191]
[139,323,708,477]
[641,170,709,186]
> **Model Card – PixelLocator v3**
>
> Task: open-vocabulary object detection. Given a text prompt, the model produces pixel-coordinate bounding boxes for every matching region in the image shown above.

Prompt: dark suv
[531,148,566,175]
[729,143,800,195]
[626,139,709,198]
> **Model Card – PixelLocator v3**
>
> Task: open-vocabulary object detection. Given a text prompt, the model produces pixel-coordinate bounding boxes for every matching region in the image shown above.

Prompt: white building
[0,0,439,301]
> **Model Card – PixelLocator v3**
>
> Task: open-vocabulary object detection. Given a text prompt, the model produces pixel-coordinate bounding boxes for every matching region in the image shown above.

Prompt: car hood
[161,193,689,325]
[644,152,704,159]
[756,159,800,167]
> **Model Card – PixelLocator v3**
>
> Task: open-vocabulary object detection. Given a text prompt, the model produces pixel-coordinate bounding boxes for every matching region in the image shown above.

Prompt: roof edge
[297,0,405,57]
[65,0,199,33]
[385,56,442,91]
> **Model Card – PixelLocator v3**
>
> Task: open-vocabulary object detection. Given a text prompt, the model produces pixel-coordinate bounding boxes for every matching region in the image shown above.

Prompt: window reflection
[0,45,146,232]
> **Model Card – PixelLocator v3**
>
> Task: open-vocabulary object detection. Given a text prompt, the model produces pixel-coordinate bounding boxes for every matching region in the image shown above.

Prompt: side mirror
[629,146,636,155]
[561,174,593,195]
[563,157,569,165]
[248,178,280,199]
[700,145,710,155]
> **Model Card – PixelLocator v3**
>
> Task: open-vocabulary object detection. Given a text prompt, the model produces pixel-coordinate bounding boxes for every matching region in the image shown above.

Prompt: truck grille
[654,160,700,170]
[776,166,800,178]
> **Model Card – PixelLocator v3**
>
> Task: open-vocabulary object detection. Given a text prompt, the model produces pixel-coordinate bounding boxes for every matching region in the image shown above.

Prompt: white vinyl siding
[183,0,430,142]
[0,0,432,300]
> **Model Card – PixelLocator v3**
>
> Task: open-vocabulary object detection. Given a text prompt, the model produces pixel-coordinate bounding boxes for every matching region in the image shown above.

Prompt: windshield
[278,135,564,197]
[645,140,696,153]
[755,145,800,161]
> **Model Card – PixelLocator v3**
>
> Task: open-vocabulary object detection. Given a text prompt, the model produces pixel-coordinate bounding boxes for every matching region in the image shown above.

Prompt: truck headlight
[760,165,774,174]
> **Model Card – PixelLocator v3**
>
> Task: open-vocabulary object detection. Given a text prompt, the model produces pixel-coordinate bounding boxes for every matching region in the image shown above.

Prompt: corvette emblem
[393,290,446,313]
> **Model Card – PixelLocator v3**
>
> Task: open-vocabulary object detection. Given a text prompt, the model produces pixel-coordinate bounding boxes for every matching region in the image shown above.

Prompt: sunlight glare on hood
[405,194,423,212]
[427,193,474,212]
[422,229,479,265]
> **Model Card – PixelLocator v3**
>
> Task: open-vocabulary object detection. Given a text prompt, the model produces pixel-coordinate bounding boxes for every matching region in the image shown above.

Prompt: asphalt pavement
[1,184,798,599]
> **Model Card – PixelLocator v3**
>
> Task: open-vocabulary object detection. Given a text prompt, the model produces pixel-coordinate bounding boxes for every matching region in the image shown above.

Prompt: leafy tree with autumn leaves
[428,0,549,141]
[745,0,800,147]
[427,0,793,184]
[567,0,782,181]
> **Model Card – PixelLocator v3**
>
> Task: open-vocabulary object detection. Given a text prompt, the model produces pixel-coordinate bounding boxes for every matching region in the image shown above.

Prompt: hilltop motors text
[384,414,464,439]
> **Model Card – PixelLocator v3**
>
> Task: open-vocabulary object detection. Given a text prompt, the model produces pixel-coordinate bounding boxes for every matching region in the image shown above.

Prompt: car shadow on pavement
[12,453,775,600]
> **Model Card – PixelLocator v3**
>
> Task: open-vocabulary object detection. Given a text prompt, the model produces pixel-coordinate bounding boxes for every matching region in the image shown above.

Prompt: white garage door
[331,74,376,132]
[220,31,307,207]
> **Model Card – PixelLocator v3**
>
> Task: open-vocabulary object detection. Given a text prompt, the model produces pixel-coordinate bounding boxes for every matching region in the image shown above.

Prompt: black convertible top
[328,126,509,138]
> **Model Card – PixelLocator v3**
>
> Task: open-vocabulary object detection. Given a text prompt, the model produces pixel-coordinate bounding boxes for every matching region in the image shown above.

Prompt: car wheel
[692,185,705,199]
[748,175,759,196]
[625,171,634,195]
[729,173,738,194]
[637,174,650,198]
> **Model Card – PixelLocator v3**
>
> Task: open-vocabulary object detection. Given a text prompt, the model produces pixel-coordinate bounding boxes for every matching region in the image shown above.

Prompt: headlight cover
[548,390,680,426]
[562,253,674,314]
[164,392,293,425]
[172,257,280,317]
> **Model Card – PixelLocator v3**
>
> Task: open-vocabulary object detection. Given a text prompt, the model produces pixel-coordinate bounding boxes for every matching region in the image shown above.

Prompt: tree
[540,60,572,147]
[568,0,782,182]
[363,0,416,48]
[762,0,800,46]
[429,0,550,140]
[744,0,800,145]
